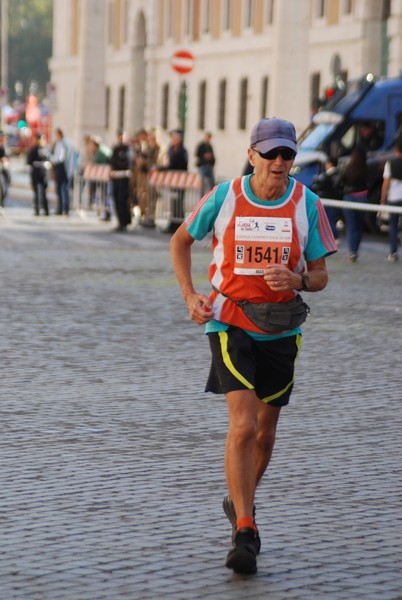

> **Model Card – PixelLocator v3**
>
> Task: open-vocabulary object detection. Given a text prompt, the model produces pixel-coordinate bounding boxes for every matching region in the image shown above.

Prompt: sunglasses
[253,147,296,161]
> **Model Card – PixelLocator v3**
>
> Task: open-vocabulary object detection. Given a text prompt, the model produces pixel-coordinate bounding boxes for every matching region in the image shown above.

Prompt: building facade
[49,0,400,179]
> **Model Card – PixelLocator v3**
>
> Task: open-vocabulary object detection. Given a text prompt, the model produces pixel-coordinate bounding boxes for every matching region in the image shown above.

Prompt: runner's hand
[263,265,300,291]
[185,293,214,325]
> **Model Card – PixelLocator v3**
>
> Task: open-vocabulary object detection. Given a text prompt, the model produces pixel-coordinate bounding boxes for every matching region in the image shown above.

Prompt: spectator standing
[27,133,50,216]
[80,134,96,208]
[195,131,216,195]
[110,129,132,232]
[89,136,112,220]
[312,158,343,243]
[166,130,188,171]
[170,117,337,575]
[380,135,402,262]
[339,146,369,262]
[147,131,161,168]
[165,130,188,220]
[0,131,11,205]
[130,130,161,225]
[88,136,110,164]
[131,129,149,157]
[358,120,383,152]
[130,151,149,222]
[50,128,70,215]
[0,130,9,162]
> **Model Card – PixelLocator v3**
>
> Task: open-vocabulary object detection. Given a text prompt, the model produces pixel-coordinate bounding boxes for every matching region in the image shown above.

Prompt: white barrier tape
[321,198,402,214]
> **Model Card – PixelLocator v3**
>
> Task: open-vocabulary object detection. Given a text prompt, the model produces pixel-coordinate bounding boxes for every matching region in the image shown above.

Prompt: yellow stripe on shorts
[261,334,302,404]
[218,331,254,389]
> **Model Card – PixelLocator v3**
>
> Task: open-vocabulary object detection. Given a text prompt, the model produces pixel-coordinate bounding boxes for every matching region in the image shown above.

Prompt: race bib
[234,216,292,275]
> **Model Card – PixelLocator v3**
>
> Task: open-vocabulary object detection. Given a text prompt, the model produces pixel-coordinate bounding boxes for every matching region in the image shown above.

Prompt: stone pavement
[0,193,401,600]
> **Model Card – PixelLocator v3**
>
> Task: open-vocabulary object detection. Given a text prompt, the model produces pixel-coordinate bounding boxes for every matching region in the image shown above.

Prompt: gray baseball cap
[250,117,297,154]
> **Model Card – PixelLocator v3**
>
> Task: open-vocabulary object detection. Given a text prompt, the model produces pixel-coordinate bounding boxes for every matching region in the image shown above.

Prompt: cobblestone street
[0,196,401,599]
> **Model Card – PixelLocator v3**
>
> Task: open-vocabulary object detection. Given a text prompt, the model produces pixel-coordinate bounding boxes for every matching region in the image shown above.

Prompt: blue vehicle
[291,74,402,204]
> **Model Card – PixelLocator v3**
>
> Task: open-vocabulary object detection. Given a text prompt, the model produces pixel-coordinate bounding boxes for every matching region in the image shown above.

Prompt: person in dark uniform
[165,130,188,220]
[0,131,11,205]
[167,130,188,171]
[195,131,216,195]
[110,130,132,232]
[27,133,50,216]
[50,128,70,215]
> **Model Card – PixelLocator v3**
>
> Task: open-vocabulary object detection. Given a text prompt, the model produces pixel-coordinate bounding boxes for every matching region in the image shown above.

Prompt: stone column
[269,0,310,133]
[361,0,383,76]
[1,0,8,100]
[387,0,402,77]
[74,0,106,150]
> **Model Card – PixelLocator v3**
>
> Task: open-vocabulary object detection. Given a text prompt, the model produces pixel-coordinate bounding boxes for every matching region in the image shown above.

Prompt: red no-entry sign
[171,49,195,75]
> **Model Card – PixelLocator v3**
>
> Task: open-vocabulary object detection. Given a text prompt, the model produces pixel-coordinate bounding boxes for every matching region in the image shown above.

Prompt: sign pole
[171,50,195,141]
[178,79,188,140]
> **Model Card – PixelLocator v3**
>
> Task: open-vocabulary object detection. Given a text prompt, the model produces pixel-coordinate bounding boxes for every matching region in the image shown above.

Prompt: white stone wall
[49,0,402,178]
[388,0,402,77]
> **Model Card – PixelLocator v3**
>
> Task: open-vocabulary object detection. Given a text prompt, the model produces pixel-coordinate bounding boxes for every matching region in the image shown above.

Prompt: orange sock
[236,516,256,532]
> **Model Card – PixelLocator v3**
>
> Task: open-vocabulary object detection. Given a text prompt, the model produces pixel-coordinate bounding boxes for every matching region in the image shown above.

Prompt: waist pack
[213,287,310,333]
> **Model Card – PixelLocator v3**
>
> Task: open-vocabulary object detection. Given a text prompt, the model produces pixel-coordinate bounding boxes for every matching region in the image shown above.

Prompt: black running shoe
[222,495,261,554]
[225,527,257,575]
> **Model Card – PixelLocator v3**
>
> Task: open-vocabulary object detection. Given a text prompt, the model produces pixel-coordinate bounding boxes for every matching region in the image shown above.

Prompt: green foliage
[7,0,53,101]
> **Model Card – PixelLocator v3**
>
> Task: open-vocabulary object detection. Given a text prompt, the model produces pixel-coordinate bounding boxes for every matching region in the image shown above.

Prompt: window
[202,0,211,34]
[161,83,169,130]
[218,79,227,130]
[239,78,248,130]
[316,0,326,18]
[265,0,274,25]
[260,77,269,119]
[339,121,385,154]
[165,0,173,38]
[382,0,391,19]
[122,0,129,44]
[311,72,321,113]
[244,0,254,29]
[222,0,232,31]
[342,0,352,15]
[198,80,207,130]
[71,0,79,54]
[118,86,125,130]
[183,0,193,37]
[108,1,115,45]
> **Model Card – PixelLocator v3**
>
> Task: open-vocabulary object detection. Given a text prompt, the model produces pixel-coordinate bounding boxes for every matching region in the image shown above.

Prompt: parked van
[292,74,402,208]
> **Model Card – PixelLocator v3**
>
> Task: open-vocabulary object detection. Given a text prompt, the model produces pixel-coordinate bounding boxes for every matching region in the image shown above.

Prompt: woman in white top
[380,136,402,261]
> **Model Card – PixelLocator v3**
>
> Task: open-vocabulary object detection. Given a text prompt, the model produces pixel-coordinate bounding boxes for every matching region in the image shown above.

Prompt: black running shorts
[205,326,302,407]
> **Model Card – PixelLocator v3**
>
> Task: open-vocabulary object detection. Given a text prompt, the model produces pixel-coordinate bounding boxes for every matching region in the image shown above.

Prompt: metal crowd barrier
[74,166,203,232]
[73,166,402,234]
[148,170,202,232]
[73,164,112,216]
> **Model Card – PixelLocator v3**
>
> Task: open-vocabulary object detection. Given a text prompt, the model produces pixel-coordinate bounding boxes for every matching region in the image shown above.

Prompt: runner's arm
[170,223,214,325]
[264,256,328,292]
